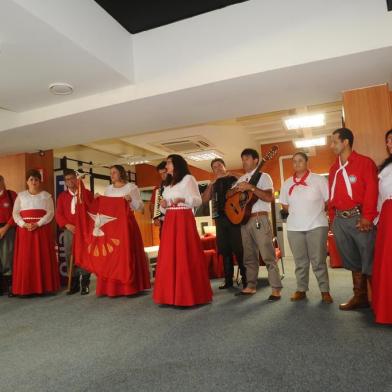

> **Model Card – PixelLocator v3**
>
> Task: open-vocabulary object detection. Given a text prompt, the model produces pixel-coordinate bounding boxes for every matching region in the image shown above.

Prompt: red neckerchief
[288,170,310,196]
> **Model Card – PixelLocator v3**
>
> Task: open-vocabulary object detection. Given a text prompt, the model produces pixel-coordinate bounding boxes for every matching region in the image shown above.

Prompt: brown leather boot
[321,292,333,304]
[291,291,306,301]
[339,272,370,311]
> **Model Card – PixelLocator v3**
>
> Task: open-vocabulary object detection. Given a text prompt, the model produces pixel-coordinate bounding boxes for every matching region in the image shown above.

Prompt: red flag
[74,194,133,284]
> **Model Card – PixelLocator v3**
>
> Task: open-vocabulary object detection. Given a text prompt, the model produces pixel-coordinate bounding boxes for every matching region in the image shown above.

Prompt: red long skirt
[13,209,60,295]
[153,208,212,306]
[96,211,151,297]
[372,200,392,324]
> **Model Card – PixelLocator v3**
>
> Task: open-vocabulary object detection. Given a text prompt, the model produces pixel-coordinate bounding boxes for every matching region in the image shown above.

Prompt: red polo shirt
[55,189,93,228]
[328,151,378,222]
[0,190,16,225]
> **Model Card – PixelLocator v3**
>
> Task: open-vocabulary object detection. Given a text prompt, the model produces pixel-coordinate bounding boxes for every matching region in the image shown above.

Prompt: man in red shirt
[0,175,17,296]
[56,169,93,295]
[149,161,167,237]
[329,128,378,311]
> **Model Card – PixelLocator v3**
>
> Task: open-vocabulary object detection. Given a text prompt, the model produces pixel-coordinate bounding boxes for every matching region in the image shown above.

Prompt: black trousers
[215,215,246,284]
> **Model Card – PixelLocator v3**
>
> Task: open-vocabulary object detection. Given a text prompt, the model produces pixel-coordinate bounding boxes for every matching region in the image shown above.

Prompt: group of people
[0,127,391,324]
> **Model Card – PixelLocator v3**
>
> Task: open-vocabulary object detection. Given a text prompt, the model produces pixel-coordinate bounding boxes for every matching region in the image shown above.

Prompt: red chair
[327,231,343,268]
[201,235,225,279]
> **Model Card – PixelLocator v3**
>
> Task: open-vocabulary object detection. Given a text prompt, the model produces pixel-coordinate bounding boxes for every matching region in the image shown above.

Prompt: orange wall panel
[136,163,212,188]
[343,84,392,165]
[0,153,27,192]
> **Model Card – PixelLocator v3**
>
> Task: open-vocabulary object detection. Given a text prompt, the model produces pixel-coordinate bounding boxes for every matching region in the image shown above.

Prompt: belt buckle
[341,211,350,218]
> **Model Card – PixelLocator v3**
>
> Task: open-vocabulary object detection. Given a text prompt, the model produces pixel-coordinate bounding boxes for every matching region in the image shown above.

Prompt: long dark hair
[165,154,191,186]
[110,165,128,183]
[379,129,392,173]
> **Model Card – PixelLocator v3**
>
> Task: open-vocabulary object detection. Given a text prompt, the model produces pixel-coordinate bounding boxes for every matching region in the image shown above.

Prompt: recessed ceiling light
[294,136,327,148]
[284,114,325,130]
[49,82,74,95]
[185,150,223,161]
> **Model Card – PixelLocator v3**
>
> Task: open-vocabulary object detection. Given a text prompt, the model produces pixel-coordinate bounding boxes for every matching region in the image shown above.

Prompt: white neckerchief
[69,189,77,214]
[330,157,352,200]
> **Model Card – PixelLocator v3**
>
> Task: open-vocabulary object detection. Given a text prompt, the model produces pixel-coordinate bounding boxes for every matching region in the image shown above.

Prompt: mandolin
[224,146,278,225]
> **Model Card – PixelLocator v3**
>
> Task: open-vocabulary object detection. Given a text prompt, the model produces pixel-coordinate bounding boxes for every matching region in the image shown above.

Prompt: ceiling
[54,101,343,171]
[1,0,392,171]
[94,0,248,34]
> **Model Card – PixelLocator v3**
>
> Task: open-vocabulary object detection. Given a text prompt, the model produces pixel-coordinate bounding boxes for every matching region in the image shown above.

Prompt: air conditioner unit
[152,136,214,153]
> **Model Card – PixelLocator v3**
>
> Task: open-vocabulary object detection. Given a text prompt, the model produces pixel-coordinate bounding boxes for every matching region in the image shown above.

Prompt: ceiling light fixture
[185,150,223,162]
[49,82,74,95]
[284,114,325,130]
[294,137,327,148]
[127,160,150,166]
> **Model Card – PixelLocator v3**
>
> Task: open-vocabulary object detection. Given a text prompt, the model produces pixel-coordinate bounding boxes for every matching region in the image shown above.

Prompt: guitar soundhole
[239,192,249,208]
[230,203,239,214]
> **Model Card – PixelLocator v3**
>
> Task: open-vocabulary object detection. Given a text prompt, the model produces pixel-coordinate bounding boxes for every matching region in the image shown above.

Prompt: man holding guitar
[230,148,282,300]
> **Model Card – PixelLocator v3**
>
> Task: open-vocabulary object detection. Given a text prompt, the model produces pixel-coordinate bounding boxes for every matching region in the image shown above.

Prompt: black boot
[5,275,13,297]
[66,276,80,295]
[81,275,90,295]
[0,273,4,296]
[219,256,234,289]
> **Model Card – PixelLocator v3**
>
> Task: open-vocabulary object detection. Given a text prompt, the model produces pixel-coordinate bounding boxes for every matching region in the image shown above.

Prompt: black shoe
[5,275,14,297]
[80,285,90,295]
[268,295,281,302]
[81,276,90,295]
[66,277,80,295]
[219,283,234,290]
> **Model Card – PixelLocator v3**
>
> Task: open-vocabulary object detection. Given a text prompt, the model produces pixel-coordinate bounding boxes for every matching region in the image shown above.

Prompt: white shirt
[376,163,392,222]
[13,190,54,228]
[280,172,329,231]
[234,170,274,213]
[160,174,202,213]
[104,183,144,212]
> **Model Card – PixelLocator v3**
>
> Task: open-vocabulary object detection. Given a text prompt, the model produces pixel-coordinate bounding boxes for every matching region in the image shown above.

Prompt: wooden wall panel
[343,84,392,165]
[136,162,212,188]
[0,153,27,192]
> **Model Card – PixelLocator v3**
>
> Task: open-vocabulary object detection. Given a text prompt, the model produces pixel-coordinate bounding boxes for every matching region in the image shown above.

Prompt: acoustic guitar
[224,146,278,225]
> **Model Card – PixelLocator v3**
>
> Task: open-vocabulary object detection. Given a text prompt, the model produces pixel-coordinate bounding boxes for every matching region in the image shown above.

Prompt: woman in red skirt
[95,165,151,297]
[12,169,60,296]
[372,129,392,324]
[153,154,212,306]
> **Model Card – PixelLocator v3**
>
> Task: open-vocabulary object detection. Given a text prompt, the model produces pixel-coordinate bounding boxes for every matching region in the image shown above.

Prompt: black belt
[335,206,361,219]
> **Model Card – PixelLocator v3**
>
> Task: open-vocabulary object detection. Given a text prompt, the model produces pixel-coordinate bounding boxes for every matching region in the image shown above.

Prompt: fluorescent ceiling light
[185,150,223,161]
[294,137,327,148]
[127,159,150,165]
[284,114,325,130]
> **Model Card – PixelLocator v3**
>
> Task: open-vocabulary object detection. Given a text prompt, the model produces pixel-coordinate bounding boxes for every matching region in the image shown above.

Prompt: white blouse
[104,183,144,212]
[377,163,392,214]
[280,173,329,231]
[13,190,54,228]
[160,175,202,212]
